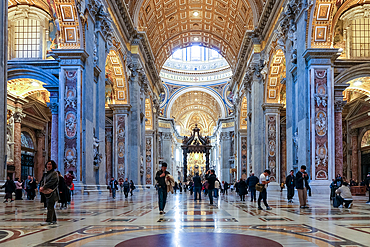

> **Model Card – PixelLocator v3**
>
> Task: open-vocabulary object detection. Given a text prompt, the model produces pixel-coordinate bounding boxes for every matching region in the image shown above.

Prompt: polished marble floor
[1,189,370,246]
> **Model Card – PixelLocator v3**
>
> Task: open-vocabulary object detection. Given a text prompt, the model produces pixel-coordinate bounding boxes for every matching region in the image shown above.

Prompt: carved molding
[13,111,26,123]
[334,100,345,112]
[47,102,59,115]
[349,128,358,136]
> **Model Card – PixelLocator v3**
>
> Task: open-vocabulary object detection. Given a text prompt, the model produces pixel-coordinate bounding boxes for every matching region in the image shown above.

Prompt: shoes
[258,207,263,210]
[348,203,353,209]
[300,206,305,209]
[366,201,370,204]
[159,211,164,215]
[304,206,309,208]
[51,221,57,225]
[40,222,52,226]
[266,207,272,210]
[3,200,8,203]
[10,200,14,202]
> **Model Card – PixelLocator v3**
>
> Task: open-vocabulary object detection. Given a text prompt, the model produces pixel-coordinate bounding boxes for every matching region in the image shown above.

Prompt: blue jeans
[194,187,201,200]
[214,188,218,198]
[112,189,116,199]
[250,187,256,201]
[158,187,167,211]
[208,189,213,204]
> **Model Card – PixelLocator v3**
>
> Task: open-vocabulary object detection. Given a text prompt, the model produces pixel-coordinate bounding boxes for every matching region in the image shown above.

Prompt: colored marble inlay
[64,69,78,174]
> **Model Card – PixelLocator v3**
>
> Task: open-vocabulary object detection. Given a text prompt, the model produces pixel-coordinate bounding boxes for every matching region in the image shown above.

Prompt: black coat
[155,170,170,188]
[58,176,69,203]
[1,180,15,193]
[206,174,216,190]
[193,175,202,187]
[296,171,309,189]
[285,174,295,188]
[246,175,259,188]
[238,180,248,195]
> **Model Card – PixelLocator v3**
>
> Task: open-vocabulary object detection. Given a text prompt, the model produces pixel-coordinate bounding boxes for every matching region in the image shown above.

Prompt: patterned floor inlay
[1,191,369,246]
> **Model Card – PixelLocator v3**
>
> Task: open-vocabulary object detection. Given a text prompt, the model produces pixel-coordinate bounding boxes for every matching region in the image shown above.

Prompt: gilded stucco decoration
[137,0,265,71]
[344,77,370,98]
[105,50,128,106]
[7,79,50,102]
[239,96,248,130]
[145,98,153,130]
[8,0,81,49]
[266,50,286,105]
[170,91,222,136]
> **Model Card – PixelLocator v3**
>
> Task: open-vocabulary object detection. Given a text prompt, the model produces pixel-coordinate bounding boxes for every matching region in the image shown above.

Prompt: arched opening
[105,50,128,106]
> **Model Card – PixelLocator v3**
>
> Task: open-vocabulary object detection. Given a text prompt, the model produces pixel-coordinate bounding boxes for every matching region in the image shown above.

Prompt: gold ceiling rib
[136,0,265,71]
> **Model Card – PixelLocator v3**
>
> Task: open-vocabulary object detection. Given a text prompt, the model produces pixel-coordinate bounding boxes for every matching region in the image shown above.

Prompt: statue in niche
[6,128,14,162]
[293,130,298,166]
[140,156,144,176]
[93,129,102,169]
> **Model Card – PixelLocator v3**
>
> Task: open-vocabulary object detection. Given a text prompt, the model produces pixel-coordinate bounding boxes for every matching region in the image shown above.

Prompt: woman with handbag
[39,160,59,225]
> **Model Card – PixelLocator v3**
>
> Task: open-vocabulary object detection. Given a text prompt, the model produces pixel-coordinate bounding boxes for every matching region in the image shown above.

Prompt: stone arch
[335,63,370,84]
[105,49,129,105]
[8,65,59,87]
[166,87,227,119]
[265,49,286,104]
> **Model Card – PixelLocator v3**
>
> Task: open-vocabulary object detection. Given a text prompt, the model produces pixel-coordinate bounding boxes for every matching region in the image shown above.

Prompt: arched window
[340,5,370,58]
[361,130,370,148]
[8,6,52,60]
[21,131,35,150]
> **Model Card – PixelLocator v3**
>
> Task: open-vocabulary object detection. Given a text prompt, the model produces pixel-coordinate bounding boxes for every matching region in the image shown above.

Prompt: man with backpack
[109,177,118,199]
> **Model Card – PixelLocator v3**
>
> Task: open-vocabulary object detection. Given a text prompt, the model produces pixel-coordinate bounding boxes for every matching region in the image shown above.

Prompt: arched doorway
[360,130,370,181]
[20,131,36,180]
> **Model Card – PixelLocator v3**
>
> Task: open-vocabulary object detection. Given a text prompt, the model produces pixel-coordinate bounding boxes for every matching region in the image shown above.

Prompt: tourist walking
[130,180,135,196]
[25,175,32,199]
[57,171,68,209]
[214,178,220,198]
[14,178,23,200]
[155,162,170,214]
[109,177,118,199]
[366,173,370,204]
[205,169,217,205]
[64,171,75,203]
[286,170,295,203]
[238,178,248,201]
[123,178,130,198]
[29,177,37,200]
[193,173,202,200]
[40,160,59,225]
[258,170,272,210]
[1,176,15,203]
[296,165,309,208]
[246,173,259,202]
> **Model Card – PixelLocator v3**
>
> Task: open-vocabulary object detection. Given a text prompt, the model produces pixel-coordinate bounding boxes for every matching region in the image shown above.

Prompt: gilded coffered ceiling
[170,91,222,136]
[345,77,370,98]
[8,0,50,13]
[136,0,265,71]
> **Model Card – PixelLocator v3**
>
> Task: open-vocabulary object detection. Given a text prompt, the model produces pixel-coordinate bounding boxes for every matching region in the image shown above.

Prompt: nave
[0,190,369,246]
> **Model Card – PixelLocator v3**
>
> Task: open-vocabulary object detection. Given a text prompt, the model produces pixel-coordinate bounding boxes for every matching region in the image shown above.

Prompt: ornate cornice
[13,111,26,123]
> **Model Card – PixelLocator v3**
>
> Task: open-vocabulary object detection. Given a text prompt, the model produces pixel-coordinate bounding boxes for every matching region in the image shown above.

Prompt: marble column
[47,102,59,164]
[35,130,45,180]
[280,119,287,182]
[250,68,264,176]
[0,0,8,180]
[13,111,25,179]
[303,49,340,187]
[245,83,252,174]
[127,57,142,184]
[350,129,359,181]
[263,103,283,183]
[110,104,130,182]
[334,101,344,177]
[105,130,112,184]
